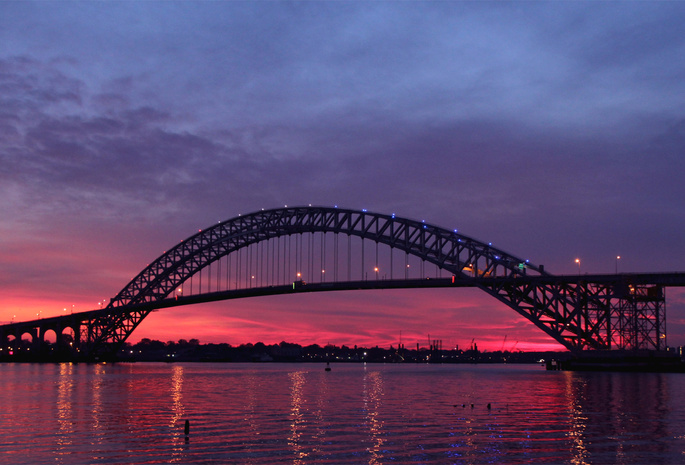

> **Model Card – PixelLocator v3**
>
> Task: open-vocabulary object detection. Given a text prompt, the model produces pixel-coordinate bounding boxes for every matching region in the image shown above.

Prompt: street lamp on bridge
[575,258,581,275]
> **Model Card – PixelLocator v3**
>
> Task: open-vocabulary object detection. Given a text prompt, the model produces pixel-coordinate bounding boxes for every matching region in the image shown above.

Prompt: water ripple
[1,363,684,464]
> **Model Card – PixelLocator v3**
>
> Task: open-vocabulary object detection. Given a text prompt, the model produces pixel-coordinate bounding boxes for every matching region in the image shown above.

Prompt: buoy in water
[184,419,190,436]
[325,362,331,372]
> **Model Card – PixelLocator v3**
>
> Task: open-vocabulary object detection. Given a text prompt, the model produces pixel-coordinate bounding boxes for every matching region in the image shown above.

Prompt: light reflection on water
[1,362,684,464]
[288,370,307,463]
[363,369,384,464]
[564,372,589,464]
[169,364,186,462]
[55,363,74,462]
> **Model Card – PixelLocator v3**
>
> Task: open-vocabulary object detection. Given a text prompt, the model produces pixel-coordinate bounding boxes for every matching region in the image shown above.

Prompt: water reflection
[447,370,479,461]
[169,364,186,459]
[90,364,105,447]
[2,364,685,464]
[240,372,267,458]
[362,369,385,464]
[242,370,262,451]
[55,363,75,461]
[170,365,185,427]
[288,370,308,463]
[563,370,676,464]
[311,368,331,452]
[564,371,589,465]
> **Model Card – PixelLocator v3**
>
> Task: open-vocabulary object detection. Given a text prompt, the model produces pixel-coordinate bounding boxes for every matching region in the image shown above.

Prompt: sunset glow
[2,2,685,352]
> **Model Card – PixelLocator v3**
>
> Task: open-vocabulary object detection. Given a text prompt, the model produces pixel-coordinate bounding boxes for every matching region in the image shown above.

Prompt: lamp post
[575,258,581,276]
[615,255,621,274]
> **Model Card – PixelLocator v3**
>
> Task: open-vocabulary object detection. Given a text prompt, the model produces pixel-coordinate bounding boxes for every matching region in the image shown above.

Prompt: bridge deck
[3,272,684,331]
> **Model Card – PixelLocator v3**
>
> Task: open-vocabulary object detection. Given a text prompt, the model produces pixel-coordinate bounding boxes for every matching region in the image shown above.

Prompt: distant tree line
[118,338,565,364]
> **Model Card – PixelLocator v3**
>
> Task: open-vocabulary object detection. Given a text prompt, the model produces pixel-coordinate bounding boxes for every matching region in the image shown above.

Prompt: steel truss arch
[78,205,665,356]
[0,206,676,361]
[110,206,545,307]
[92,206,563,351]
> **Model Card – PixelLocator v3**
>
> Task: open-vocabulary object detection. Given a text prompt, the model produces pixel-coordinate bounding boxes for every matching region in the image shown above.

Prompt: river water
[1,362,684,464]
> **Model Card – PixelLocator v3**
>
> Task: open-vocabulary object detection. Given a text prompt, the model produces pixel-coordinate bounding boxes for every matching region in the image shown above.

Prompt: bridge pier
[0,325,38,361]
[0,317,85,362]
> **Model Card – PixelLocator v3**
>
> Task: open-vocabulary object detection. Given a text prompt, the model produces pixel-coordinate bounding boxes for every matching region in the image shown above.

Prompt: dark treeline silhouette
[118,338,566,364]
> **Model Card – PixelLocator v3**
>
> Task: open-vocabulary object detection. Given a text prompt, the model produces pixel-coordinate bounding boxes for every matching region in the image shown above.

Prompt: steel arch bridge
[1,206,683,361]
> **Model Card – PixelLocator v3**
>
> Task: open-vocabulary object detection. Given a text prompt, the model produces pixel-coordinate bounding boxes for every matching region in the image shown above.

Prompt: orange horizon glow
[3,288,570,353]
[8,280,685,352]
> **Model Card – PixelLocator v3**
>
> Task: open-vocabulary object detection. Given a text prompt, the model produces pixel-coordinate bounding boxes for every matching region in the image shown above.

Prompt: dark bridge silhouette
[2,206,684,362]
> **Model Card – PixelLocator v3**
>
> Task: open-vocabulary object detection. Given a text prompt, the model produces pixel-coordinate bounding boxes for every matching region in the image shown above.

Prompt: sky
[1,1,685,352]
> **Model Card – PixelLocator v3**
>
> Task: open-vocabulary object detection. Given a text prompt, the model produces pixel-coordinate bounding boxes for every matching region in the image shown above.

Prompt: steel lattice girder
[108,207,541,310]
[86,207,541,353]
[481,278,666,352]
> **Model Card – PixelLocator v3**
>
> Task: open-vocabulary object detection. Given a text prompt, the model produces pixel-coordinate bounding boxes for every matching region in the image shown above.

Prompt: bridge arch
[19,330,34,345]
[1,206,674,361]
[87,206,577,355]
[43,328,58,344]
[109,206,544,308]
